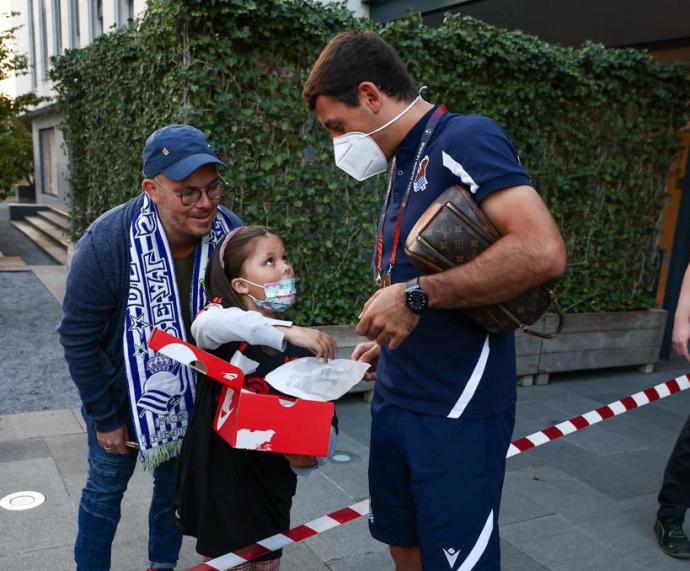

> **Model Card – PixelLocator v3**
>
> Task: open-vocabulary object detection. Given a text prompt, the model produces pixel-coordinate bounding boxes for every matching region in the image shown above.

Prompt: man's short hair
[302,31,417,111]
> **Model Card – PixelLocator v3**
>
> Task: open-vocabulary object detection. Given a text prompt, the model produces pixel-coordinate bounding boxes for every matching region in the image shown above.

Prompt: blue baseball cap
[142,124,226,181]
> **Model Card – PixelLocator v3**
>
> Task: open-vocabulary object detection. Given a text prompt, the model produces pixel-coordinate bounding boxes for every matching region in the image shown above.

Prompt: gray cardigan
[57,194,242,432]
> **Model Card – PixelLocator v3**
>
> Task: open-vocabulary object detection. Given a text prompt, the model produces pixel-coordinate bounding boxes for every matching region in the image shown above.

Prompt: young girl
[174,225,337,570]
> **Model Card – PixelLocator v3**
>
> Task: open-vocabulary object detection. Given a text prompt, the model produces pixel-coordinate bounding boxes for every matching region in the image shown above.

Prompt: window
[91,0,103,39]
[39,128,58,197]
[118,0,134,25]
[53,0,63,54]
[27,0,37,88]
[70,0,80,48]
[38,0,48,79]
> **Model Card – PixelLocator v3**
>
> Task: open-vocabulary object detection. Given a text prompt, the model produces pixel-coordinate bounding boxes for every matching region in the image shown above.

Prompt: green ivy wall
[50,0,690,324]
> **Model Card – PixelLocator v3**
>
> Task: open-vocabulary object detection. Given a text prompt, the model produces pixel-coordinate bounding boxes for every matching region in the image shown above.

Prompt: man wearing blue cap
[59,125,243,571]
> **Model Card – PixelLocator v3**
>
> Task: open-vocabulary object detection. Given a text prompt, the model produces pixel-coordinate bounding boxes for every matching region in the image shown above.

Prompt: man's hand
[356,283,420,349]
[96,425,130,455]
[672,317,690,362]
[351,341,380,381]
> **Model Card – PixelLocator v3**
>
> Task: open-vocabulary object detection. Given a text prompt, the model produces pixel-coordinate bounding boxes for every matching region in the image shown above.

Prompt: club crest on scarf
[124,194,236,469]
[137,355,185,417]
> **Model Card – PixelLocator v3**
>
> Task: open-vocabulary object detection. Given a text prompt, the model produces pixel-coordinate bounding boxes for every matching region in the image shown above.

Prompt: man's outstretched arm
[672,264,690,362]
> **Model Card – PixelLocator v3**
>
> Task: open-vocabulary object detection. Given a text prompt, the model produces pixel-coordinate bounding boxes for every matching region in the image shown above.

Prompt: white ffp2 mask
[333,93,422,182]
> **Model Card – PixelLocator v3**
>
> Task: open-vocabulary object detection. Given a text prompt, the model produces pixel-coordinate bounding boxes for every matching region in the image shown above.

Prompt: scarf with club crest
[124,193,236,469]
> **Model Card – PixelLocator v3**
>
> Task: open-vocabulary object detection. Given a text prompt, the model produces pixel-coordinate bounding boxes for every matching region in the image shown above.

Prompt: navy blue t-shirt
[376,106,532,419]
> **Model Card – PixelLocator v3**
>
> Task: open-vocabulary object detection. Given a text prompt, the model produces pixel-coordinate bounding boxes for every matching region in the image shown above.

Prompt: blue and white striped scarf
[124,193,235,469]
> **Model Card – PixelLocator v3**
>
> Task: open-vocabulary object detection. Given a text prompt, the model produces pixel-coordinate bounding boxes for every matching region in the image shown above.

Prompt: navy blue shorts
[368,392,515,570]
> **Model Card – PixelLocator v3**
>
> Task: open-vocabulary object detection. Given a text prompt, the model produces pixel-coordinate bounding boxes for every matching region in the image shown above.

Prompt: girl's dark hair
[204,225,274,309]
[302,31,417,111]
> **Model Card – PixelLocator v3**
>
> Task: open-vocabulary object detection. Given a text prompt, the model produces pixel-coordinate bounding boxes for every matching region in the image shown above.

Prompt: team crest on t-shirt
[413,155,430,193]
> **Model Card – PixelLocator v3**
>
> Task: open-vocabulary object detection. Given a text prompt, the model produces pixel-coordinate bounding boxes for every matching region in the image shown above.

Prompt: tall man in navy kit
[303,32,566,570]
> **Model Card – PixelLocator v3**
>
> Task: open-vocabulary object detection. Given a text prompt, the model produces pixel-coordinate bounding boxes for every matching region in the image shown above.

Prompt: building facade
[1,0,148,209]
[1,0,367,211]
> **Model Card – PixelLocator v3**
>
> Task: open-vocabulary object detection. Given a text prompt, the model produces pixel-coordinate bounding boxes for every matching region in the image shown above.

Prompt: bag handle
[519,288,563,339]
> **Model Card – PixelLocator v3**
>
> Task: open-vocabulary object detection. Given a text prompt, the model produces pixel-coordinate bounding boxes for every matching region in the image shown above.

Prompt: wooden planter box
[516,309,668,385]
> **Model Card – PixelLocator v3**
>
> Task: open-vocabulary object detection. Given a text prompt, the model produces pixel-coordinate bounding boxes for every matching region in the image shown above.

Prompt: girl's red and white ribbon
[188,373,690,571]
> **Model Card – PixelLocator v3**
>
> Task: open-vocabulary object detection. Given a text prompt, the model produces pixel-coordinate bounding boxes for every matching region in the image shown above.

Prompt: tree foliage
[50,0,690,322]
[0,14,41,198]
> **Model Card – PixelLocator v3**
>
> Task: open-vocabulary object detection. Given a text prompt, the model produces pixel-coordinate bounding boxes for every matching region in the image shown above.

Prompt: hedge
[50,0,690,324]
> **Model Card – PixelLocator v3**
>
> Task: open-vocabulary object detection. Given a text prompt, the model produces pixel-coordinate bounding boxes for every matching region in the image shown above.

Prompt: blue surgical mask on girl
[240,277,297,312]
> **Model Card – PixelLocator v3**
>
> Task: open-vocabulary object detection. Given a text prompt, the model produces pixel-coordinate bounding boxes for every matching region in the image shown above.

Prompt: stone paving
[1,214,689,570]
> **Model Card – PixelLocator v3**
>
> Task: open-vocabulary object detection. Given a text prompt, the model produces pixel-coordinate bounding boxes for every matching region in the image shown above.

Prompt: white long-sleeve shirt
[191,303,337,474]
[191,305,292,351]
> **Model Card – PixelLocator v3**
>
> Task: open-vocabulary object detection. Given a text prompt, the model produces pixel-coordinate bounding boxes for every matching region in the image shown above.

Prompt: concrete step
[24,215,70,249]
[47,206,70,220]
[37,209,70,232]
[47,206,71,228]
[0,255,29,271]
[0,255,25,264]
[10,221,68,265]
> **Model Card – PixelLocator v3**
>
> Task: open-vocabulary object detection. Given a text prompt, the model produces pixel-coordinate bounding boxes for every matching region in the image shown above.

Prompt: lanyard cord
[375,105,447,286]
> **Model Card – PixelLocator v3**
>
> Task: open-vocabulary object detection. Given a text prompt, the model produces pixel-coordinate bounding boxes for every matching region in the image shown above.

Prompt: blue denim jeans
[74,418,182,570]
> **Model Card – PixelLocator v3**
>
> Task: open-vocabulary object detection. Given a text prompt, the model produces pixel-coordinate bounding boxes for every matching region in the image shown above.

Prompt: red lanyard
[375,105,446,287]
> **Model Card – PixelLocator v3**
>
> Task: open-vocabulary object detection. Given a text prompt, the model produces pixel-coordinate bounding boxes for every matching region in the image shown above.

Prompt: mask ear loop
[365,85,428,137]
[235,277,270,304]
[333,85,430,147]
[237,276,297,291]
[237,277,264,290]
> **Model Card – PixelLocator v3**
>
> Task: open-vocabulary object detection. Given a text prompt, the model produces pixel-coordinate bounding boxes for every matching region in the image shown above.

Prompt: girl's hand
[351,341,380,381]
[283,326,337,360]
[284,454,318,468]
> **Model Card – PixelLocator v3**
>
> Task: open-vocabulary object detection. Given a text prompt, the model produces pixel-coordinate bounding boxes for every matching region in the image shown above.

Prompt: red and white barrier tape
[507,373,690,457]
[189,373,690,571]
[188,500,370,570]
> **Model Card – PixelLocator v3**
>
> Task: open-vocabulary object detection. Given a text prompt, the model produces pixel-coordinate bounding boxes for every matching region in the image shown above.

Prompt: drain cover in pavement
[331,451,354,463]
[0,491,45,511]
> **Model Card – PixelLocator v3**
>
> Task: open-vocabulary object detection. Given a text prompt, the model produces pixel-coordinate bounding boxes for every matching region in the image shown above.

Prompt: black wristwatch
[404,277,429,314]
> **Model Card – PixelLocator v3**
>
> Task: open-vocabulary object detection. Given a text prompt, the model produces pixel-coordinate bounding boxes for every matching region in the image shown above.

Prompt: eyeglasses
[153,176,227,207]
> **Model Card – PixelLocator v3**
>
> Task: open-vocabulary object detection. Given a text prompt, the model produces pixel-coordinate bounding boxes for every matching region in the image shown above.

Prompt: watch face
[407,290,428,312]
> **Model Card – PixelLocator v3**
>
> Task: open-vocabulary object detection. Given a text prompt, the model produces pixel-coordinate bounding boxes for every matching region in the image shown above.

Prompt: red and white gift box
[148,328,334,456]
[213,385,333,456]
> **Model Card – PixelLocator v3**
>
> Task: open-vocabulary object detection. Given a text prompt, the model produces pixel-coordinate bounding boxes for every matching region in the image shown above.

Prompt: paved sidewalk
[0,271,78,414]
[4,363,690,570]
[0,202,58,266]
[2,217,690,570]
